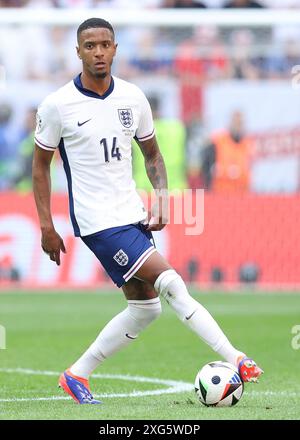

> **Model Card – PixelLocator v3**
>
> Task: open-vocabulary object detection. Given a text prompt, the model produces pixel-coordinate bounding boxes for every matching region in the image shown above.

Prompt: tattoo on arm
[137,136,168,192]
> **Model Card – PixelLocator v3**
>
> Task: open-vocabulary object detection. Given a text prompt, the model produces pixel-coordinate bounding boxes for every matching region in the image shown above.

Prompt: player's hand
[145,195,169,231]
[41,227,66,266]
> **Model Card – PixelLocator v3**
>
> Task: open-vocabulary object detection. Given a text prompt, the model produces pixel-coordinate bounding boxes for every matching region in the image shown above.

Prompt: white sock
[70,297,161,379]
[154,270,244,366]
[70,351,102,379]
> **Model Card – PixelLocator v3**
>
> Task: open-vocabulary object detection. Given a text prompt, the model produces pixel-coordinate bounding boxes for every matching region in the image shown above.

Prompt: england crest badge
[113,249,129,266]
[118,108,133,128]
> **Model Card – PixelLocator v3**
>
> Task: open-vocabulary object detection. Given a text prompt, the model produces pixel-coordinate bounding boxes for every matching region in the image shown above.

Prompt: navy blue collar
[73,74,114,100]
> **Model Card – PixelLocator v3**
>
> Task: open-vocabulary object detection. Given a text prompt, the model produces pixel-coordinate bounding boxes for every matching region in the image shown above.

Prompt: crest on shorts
[113,249,129,266]
[118,108,133,128]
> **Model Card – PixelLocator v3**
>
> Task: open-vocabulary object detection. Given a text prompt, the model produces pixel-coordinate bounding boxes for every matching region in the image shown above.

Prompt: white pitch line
[0,368,194,403]
[0,368,189,386]
[0,396,70,402]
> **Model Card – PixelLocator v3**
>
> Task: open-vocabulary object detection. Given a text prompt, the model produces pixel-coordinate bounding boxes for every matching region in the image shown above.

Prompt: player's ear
[114,43,118,54]
[76,46,81,59]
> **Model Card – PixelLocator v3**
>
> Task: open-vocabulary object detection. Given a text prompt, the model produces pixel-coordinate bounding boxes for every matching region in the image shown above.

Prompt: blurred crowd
[1,0,300,9]
[2,23,299,83]
[1,2,300,193]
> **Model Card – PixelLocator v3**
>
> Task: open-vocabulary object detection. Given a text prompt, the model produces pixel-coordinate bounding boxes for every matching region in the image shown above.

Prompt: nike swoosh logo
[77,118,91,127]
[125,333,137,340]
[185,309,197,320]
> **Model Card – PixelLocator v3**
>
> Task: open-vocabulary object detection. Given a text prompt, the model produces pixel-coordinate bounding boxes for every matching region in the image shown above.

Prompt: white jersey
[35,75,154,237]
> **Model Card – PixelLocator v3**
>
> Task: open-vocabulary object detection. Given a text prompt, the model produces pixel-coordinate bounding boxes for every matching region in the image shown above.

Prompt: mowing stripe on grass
[0,368,299,403]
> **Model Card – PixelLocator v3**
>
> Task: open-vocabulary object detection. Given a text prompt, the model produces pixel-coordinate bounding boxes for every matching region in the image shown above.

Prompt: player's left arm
[135,135,169,231]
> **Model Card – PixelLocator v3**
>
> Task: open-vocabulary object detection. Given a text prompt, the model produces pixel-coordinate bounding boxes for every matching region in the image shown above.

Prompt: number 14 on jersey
[100,137,122,163]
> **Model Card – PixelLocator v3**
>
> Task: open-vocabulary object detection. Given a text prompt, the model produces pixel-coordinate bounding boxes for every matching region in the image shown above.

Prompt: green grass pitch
[0,290,299,420]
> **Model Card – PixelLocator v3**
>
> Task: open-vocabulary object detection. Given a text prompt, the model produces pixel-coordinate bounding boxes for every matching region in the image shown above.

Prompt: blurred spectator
[223,0,265,7]
[174,26,228,124]
[133,95,187,191]
[228,29,261,79]
[0,0,26,6]
[162,0,207,7]
[201,111,253,192]
[268,27,300,78]
[260,36,300,79]
[0,256,20,283]
[24,0,55,7]
[50,0,92,6]
[186,118,210,190]
[0,103,14,160]
[0,22,78,83]
[173,36,203,125]
[128,29,172,76]
[195,25,229,80]
[0,102,17,189]
[45,26,80,82]
[13,108,36,192]
[12,107,66,193]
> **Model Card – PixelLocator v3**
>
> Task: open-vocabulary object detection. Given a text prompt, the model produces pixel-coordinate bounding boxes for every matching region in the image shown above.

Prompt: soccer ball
[194,361,244,407]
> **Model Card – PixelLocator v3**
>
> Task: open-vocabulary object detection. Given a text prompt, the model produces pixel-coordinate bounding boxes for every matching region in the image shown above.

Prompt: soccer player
[32,18,263,404]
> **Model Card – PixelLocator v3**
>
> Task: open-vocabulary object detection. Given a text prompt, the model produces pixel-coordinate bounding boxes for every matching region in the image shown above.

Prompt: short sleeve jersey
[35,75,154,237]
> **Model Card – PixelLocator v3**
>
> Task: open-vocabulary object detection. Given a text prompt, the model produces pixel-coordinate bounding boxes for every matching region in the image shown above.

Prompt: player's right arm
[32,146,66,266]
[32,96,65,266]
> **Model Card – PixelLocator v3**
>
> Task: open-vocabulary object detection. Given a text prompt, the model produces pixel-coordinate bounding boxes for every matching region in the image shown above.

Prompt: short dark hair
[77,18,115,43]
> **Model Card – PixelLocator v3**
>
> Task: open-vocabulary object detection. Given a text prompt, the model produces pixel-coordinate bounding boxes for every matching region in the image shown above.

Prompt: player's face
[77,28,117,79]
